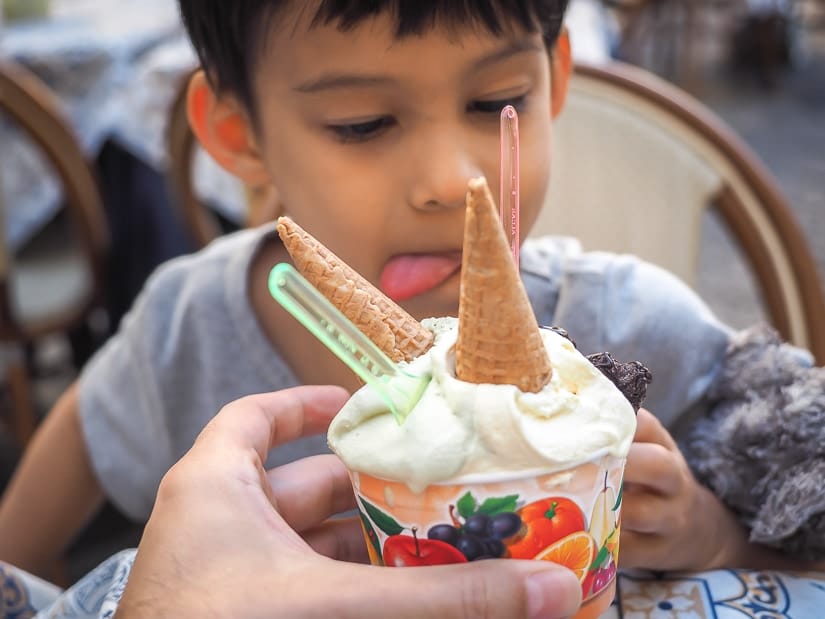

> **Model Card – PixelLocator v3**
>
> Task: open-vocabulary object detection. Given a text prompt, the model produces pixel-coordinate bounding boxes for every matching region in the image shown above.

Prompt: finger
[624,442,683,496]
[634,408,677,450]
[303,516,370,563]
[195,386,349,462]
[620,489,675,534]
[335,560,582,619]
[266,454,356,531]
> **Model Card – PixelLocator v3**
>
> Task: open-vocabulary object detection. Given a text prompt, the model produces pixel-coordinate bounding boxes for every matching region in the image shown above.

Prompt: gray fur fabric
[683,324,825,560]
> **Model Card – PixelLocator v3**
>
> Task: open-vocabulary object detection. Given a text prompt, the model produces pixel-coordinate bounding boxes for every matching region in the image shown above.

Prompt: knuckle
[647,443,671,464]
[156,462,190,500]
[458,574,498,619]
[625,499,657,533]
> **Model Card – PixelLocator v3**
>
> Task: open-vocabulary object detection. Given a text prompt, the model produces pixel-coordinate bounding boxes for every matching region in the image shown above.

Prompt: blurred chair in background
[537,60,825,363]
[605,0,825,89]
[0,61,109,447]
[603,0,749,89]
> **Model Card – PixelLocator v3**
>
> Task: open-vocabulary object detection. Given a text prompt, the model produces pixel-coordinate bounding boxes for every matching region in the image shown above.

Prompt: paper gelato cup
[350,454,625,619]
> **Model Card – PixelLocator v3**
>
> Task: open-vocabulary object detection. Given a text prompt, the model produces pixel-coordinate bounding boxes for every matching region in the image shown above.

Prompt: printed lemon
[534,531,596,583]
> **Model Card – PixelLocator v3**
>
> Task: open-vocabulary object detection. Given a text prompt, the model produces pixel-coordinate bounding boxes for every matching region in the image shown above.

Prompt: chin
[399,273,461,321]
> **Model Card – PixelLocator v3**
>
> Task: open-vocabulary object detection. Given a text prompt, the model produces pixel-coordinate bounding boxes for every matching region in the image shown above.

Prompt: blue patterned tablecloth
[2,553,824,619]
[607,569,825,619]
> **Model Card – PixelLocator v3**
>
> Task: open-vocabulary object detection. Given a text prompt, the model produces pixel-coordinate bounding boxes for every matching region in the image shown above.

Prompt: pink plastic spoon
[499,105,520,268]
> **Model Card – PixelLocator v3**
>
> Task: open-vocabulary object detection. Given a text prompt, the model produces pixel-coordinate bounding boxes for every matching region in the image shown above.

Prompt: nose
[407,128,483,212]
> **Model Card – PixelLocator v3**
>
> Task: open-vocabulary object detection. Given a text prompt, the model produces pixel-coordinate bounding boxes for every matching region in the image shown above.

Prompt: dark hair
[179,0,570,115]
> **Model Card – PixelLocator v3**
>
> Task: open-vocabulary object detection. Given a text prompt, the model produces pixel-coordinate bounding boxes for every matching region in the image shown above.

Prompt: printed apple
[591,558,617,595]
[383,530,468,566]
[507,497,586,559]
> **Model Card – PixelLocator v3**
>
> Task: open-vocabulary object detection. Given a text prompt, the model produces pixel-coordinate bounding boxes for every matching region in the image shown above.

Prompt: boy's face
[197,10,565,320]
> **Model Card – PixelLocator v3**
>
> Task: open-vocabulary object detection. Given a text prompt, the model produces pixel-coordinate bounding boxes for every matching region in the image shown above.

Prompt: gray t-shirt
[79,224,730,521]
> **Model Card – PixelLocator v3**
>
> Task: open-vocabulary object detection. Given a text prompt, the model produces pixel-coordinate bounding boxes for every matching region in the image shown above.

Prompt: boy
[1,0,821,578]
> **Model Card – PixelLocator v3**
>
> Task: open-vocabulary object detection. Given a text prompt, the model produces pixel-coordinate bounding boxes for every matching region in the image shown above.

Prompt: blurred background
[0,0,823,584]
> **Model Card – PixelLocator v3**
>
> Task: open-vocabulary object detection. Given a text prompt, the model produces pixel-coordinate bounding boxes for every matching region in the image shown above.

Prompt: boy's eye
[467,95,528,115]
[328,117,395,143]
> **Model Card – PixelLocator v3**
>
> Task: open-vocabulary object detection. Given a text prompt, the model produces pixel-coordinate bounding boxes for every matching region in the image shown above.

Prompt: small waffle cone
[277,217,434,363]
[455,178,552,392]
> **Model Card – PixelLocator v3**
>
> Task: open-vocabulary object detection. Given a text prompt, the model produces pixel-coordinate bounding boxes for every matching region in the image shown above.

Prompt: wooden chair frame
[0,61,109,340]
[0,61,109,444]
[567,62,825,363]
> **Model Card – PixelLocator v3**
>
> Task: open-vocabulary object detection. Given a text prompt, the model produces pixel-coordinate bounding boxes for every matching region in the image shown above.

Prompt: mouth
[379,251,463,302]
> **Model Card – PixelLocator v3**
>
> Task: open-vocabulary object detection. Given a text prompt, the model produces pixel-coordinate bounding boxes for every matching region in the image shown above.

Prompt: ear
[550,29,572,119]
[187,70,270,186]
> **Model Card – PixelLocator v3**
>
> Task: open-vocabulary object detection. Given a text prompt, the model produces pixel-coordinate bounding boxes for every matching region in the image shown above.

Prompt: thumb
[340,560,582,619]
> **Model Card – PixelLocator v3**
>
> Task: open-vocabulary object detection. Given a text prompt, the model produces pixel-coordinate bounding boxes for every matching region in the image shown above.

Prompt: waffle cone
[277,217,433,363]
[455,178,552,392]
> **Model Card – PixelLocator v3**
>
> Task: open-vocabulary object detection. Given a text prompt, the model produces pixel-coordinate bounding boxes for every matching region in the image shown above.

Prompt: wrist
[699,487,812,570]
[698,486,750,570]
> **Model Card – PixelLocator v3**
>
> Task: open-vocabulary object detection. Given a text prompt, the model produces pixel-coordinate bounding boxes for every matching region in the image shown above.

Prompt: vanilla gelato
[328,317,638,493]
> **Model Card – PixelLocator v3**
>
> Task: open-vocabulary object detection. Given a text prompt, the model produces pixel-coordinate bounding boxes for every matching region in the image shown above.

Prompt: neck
[248,236,362,393]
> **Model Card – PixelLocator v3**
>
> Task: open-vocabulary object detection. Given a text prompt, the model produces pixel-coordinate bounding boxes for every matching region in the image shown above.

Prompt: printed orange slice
[534,531,596,583]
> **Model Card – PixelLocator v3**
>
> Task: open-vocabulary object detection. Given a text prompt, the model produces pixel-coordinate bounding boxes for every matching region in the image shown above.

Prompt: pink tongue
[380,253,462,302]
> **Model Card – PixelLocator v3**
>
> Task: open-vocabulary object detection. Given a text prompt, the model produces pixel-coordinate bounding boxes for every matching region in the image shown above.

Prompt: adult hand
[620,409,747,571]
[116,386,582,619]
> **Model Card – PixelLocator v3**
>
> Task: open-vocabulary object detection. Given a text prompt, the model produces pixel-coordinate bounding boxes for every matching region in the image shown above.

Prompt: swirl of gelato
[328,317,638,493]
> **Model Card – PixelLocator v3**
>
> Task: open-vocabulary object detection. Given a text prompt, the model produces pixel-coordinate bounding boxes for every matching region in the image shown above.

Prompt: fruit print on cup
[507,496,586,559]
[384,528,467,566]
[535,530,595,583]
[350,454,625,609]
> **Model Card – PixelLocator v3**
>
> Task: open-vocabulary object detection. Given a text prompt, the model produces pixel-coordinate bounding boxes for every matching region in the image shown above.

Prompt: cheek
[260,155,392,274]
[259,128,393,242]
[518,127,553,235]
[282,180,392,256]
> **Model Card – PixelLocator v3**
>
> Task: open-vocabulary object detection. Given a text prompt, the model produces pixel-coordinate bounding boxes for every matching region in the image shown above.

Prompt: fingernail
[526,569,582,619]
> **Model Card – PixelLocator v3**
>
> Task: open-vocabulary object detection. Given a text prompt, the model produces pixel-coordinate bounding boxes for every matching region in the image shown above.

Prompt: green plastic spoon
[268,263,431,424]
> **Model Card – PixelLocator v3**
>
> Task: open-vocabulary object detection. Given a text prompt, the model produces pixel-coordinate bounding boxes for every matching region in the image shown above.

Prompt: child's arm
[0,382,105,578]
[621,409,824,572]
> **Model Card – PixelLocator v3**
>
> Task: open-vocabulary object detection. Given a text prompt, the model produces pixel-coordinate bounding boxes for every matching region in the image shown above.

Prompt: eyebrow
[469,39,544,72]
[293,39,544,94]
[294,74,396,93]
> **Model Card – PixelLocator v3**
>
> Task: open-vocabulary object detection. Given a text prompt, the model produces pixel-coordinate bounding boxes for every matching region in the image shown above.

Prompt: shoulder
[113,225,279,350]
[79,223,283,400]
[138,225,278,313]
[520,236,583,325]
[520,234,696,300]
[533,239,726,346]
[522,236,717,336]
[597,252,721,330]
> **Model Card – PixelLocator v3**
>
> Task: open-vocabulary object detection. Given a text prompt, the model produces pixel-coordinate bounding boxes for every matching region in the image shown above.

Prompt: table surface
[605,568,825,618]
[3,554,824,618]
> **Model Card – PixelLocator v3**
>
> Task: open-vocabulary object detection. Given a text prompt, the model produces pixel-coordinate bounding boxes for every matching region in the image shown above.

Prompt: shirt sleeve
[37,550,136,618]
[554,252,733,427]
[78,258,191,521]
[77,226,309,522]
